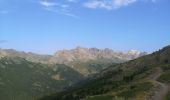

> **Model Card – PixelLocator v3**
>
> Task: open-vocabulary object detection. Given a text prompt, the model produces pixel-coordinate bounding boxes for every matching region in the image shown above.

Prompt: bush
[164,91,170,100]
[86,95,113,100]
[117,82,153,99]
[161,64,170,71]
[157,72,170,83]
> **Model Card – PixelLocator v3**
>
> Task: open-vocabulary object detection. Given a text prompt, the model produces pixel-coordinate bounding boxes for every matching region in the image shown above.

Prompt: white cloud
[83,1,113,10]
[62,12,80,19]
[39,0,79,18]
[38,0,157,17]
[114,0,137,8]
[83,0,137,10]
[39,0,57,7]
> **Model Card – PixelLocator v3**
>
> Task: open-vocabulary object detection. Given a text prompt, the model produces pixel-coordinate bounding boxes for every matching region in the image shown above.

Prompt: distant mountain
[50,47,147,64]
[0,47,147,64]
[50,47,147,76]
[39,45,170,100]
[0,47,147,100]
[0,47,146,76]
[0,48,51,63]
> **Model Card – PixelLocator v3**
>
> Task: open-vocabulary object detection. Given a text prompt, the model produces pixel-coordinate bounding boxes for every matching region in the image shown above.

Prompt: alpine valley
[0,47,146,100]
[39,45,170,100]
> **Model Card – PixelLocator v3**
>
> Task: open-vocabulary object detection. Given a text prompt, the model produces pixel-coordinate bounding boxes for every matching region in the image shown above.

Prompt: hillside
[0,49,52,63]
[39,45,170,100]
[0,56,84,100]
[0,47,147,100]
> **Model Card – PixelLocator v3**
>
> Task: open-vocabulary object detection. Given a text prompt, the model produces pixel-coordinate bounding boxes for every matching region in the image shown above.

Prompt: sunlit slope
[39,45,170,100]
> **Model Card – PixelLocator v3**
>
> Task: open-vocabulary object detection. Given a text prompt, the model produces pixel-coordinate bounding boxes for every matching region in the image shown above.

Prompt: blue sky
[0,0,170,54]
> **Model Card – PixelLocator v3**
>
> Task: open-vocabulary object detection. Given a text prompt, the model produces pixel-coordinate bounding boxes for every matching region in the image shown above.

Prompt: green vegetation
[161,64,170,71]
[85,81,153,100]
[86,95,113,100]
[39,64,154,100]
[39,45,170,100]
[157,72,170,83]
[0,57,84,100]
[164,91,170,100]
[70,59,114,76]
[0,56,117,100]
[1,45,170,100]
[117,82,153,99]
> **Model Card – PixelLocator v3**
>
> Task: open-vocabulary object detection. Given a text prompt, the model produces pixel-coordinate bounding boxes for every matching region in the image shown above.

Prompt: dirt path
[148,68,170,100]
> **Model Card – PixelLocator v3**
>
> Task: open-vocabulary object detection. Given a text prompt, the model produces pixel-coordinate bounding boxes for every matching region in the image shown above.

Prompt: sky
[0,0,170,54]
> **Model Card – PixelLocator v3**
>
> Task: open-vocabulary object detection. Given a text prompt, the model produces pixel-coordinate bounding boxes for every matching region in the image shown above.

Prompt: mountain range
[0,47,146,76]
[39,45,170,100]
[0,47,147,100]
[0,47,146,64]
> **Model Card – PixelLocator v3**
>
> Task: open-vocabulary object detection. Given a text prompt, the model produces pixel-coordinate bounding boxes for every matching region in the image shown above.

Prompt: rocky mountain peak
[52,47,147,64]
[0,47,147,64]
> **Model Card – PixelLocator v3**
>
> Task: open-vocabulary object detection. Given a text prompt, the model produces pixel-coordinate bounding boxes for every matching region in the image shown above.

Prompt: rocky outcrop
[0,47,147,64]
[50,47,147,64]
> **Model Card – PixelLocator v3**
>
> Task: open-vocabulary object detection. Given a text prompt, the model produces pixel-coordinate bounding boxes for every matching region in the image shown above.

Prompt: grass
[117,82,153,99]
[86,95,113,100]
[86,81,153,100]
[160,64,170,71]
[157,72,170,83]
[86,96,126,100]
[164,91,170,100]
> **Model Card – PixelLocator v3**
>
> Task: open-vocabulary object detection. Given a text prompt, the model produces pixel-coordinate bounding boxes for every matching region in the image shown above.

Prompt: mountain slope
[0,47,147,100]
[0,47,146,65]
[39,45,170,100]
[0,57,84,100]
[0,49,51,63]
[50,47,146,64]
[0,47,146,76]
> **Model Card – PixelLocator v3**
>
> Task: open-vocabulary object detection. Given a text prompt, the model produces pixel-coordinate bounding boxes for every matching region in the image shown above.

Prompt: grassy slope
[0,57,84,100]
[164,91,170,100]
[0,55,118,100]
[39,45,170,100]
[157,72,170,83]
[69,59,115,76]
[157,64,170,100]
